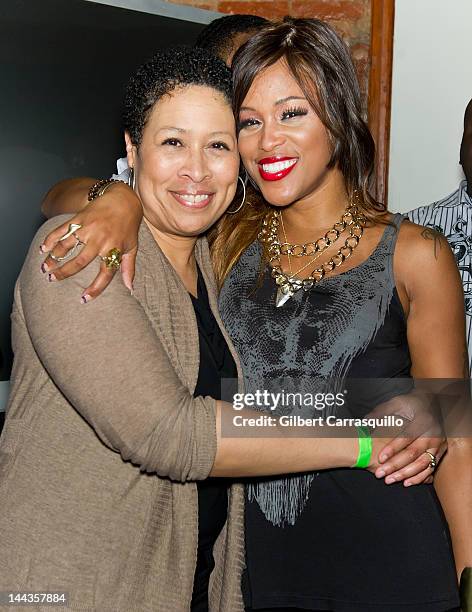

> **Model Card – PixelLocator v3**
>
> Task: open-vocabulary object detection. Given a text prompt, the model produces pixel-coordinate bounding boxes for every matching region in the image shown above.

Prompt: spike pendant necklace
[274,215,320,306]
[275,278,302,308]
[257,203,367,307]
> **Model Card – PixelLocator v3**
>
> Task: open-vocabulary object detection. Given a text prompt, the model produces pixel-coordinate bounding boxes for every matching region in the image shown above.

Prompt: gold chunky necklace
[279,212,341,279]
[258,203,367,307]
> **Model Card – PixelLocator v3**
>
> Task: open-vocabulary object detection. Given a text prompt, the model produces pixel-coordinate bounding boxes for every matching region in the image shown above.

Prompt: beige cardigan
[0,217,245,611]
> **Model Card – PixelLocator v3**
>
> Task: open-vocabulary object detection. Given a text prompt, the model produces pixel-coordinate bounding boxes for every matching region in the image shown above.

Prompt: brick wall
[168,0,372,110]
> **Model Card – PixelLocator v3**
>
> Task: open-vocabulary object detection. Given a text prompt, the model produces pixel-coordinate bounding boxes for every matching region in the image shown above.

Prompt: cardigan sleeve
[16,217,217,482]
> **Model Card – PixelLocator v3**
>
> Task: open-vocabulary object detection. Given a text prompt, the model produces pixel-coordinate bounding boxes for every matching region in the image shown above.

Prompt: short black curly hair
[123,46,232,146]
[195,14,269,61]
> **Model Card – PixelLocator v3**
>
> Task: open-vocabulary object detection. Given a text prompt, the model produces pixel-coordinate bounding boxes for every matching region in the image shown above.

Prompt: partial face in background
[237,59,334,207]
[126,85,239,237]
[460,98,472,194]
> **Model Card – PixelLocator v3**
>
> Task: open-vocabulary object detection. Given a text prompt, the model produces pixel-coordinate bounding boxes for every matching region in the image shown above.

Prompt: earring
[127,167,136,191]
[244,168,260,192]
[227,175,246,215]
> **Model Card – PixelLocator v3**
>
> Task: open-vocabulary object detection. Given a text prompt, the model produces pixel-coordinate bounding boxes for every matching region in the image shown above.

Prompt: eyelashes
[161,138,230,151]
[162,138,182,146]
[238,118,259,130]
[281,106,308,120]
[211,141,230,151]
[238,106,309,130]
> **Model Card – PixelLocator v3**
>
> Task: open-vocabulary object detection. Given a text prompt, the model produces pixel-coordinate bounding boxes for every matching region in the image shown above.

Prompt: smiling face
[237,58,335,208]
[126,85,239,237]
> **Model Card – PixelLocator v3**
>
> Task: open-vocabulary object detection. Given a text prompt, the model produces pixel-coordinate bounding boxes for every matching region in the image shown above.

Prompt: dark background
[0,0,205,430]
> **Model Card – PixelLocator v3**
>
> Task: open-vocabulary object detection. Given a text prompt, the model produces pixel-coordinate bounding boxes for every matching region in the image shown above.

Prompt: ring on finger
[59,223,83,242]
[424,451,437,470]
[99,247,122,270]
[49,238,83,262]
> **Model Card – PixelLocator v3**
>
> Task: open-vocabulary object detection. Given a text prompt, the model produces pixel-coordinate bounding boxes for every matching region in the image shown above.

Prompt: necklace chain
[279,211,341,278]
[258,202,367,306]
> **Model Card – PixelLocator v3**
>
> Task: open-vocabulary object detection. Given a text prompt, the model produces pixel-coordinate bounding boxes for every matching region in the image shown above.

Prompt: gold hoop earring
[227,175,246,215]
[128,167,136,191]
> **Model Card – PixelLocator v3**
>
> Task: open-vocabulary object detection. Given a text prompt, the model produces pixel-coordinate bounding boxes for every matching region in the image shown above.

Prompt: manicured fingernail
[81,294,91,304]
[376,469,385,478]
[41,262,49,273]
[39,244,47,254]
[404,481,412,487]
[48,273,56,282]
[385,476,396,484]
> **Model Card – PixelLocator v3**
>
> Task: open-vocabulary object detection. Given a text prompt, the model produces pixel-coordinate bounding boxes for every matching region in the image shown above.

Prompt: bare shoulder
[394,218,460,296]
[396,217,453,264]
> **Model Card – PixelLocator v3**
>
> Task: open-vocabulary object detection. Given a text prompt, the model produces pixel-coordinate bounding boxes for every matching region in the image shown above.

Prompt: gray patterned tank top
[218,212,411,526]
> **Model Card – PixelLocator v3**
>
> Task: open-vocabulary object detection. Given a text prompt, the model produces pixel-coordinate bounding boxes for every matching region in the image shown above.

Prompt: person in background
[195,13,269,64]
[408,98,472,369]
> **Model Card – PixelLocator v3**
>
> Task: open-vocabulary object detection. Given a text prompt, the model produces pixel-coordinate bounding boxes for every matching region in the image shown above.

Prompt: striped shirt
[408,180,472,368]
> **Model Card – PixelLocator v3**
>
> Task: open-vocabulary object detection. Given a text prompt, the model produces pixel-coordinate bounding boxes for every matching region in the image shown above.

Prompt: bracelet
[354,425,372,468]
[87,178,121,202]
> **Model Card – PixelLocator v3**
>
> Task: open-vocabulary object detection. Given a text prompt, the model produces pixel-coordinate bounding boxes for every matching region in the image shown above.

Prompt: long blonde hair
[209,18,386,288]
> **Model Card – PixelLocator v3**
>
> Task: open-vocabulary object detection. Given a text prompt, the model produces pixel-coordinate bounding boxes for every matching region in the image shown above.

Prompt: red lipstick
[257,156,298,182]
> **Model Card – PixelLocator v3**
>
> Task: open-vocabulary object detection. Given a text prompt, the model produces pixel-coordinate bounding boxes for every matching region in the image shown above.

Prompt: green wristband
[354,425,372,468]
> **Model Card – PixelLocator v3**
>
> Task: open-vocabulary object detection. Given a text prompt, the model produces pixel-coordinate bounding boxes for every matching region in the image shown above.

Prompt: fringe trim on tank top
[246,218,403,527]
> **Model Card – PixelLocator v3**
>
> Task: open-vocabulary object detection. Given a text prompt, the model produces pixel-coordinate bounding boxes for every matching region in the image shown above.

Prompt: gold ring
[424,451,437,470]
[49,238,82,262]
[100,248,122,270]
[59,223,83,242]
